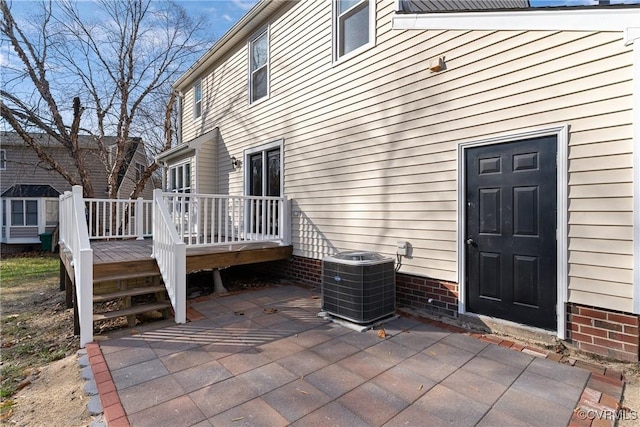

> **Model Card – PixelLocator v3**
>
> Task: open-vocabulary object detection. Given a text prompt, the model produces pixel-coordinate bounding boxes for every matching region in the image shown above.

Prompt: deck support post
[213,269,228,293]
[59,257,65,292]
[64,267,73,309]
[72,282,80,336]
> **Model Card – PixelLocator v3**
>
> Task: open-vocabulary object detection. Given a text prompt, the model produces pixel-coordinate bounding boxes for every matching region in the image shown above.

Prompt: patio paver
[92,284,621,427]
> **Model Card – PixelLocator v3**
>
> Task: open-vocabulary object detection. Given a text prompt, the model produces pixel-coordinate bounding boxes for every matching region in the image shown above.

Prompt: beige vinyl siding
[196,136,218,194]
[179,1,635,312]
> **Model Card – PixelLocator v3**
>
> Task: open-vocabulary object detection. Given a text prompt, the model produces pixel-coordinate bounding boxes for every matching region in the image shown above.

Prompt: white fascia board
[626,27,640,46]
[173,0,291,92]
[392,8,640,33]
[155,128,217,164]
[155,143,194,164]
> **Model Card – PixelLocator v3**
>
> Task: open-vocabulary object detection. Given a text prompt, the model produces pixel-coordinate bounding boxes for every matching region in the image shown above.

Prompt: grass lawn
[0,254,77,418]
[1,255,60,286]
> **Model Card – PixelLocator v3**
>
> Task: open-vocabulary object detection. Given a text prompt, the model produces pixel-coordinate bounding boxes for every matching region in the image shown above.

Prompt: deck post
[213,269,228,293]
[69,186,94,347]
[282,196,291,246]
[136,197,144,240]
[59,257,65,292]
[175,242,186,324]
[73,281,79,336]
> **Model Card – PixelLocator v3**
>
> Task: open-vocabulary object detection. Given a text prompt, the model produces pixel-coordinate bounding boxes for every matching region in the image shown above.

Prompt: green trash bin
[39,232,53,252]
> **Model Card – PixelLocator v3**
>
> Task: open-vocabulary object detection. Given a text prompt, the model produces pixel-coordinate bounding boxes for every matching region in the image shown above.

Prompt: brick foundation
[395,273,459,318]
[567,304,640,362]
[248,256,322,286]
[251,256,640,362]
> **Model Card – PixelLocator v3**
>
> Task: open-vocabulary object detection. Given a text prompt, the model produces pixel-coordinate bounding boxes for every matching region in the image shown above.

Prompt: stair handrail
[151,189,186,323]
[59,186,93,347]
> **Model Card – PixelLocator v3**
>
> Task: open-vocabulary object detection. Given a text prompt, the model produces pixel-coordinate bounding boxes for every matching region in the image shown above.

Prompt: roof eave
[173,0,290,92]
[155,143,194,164]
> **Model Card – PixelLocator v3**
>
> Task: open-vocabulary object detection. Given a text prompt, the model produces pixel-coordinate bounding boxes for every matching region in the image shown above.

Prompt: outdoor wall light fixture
[429,57,445,73]
[231,156,241,170]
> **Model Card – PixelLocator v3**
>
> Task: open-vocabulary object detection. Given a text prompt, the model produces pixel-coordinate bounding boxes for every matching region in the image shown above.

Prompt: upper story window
[135,162,145,181]
[0,149,6,170]
[334,0,375,61]
[249,27,269,103]
[194,81,202,119]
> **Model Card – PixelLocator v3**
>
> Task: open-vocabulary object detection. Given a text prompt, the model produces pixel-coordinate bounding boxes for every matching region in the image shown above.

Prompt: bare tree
[1,0,208,198]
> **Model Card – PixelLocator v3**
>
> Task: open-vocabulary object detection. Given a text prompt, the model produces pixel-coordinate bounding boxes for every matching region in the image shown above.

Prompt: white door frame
[457,125,569,339]
[243,138,284,197]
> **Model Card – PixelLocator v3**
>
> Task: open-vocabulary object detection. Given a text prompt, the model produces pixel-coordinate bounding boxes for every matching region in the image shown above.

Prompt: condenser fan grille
[321,251,395,324]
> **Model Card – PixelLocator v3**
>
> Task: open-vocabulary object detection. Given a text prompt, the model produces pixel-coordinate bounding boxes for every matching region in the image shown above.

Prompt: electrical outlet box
[397,241,408,256]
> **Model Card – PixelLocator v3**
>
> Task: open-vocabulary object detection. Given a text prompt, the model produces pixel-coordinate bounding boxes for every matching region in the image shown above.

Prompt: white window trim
[457,124,569,339]
[193,80,202,120]
[9,198,40,227]
[0,149,6,170]
[168,160,192,193]
[333,0,376,64]
[248,26,270,105]
[243,139,284,197]
[135,162,145,181]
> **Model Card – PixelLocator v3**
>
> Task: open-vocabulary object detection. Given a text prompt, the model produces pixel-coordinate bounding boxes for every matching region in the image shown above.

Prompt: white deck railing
[59,187,291,343]
[151,189,186,324]
[85,198,153,240]
[159,192,290,246]
[59,186,93,347]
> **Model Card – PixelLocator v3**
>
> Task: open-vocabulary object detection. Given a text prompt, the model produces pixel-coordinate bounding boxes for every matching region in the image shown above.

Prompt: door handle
[466,238,477,247]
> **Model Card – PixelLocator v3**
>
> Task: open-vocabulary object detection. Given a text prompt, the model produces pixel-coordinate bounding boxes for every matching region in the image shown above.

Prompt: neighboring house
[0,132,155,246]
[160,0,640,361]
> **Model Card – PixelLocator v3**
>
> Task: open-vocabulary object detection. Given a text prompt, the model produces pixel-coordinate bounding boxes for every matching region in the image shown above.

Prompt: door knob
[466,238,477,247]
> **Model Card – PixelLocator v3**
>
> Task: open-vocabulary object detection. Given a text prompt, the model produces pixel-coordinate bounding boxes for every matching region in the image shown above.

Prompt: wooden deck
[65,239,293,282]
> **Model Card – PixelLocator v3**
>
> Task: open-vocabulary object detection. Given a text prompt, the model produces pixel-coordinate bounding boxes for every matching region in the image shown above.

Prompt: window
[334,0,374,61]
[135,162,145,181]
[45,199,58,225]
[168,162,191,193]
[194,81,202,119]
[249,28,269,103]
[0,149,6,170]
[11,200,38,226]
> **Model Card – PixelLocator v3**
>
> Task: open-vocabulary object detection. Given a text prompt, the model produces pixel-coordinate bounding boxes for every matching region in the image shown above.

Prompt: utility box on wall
[321,251,395,324]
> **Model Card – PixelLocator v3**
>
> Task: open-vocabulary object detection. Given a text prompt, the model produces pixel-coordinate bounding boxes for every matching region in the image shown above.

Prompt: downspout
[175,90,183,147]
[161,161,167,191]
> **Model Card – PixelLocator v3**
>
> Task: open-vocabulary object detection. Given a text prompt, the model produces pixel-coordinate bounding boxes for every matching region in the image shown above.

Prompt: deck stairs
[92,259,171,327]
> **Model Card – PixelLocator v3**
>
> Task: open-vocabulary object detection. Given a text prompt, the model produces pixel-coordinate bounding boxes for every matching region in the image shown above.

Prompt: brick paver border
[86,342,130,427]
